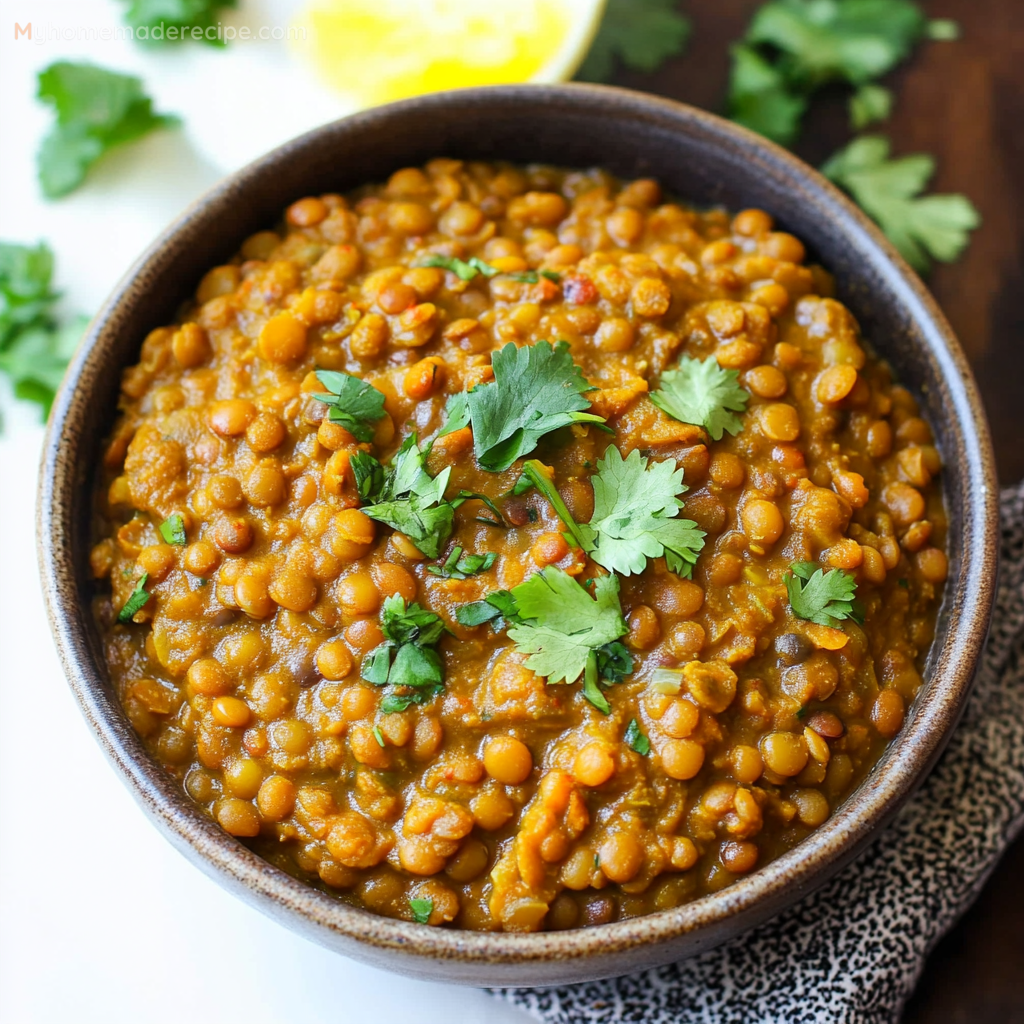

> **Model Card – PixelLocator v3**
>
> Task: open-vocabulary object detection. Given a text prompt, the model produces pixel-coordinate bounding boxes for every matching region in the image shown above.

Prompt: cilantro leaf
[314,370,387,442]
[409,897,433,924]
[507,569,628,687]
[727,44,808,146]
[455,590,520,631]
[350,451,385,501]
[119,0,238,45]
[576,447,705,578]
[158,514,187,546]
[36,62,179,199]
[576,0,692,83]
[427,546,497,580]
[446,341,605,473]
[362,595,446,709]
[624,718,651,756]
[822,135,980,272]
[0,242,86,422]
[785,561,864,626]
[360,435,457,558]
[650,355,749,441]
[849,83,893,130]
[117,573,151,623]
[726,0,951,145]
[419,254,498,281]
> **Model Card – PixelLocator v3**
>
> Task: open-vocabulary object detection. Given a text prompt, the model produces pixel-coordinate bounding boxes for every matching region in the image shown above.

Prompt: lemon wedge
[292,0,607,106]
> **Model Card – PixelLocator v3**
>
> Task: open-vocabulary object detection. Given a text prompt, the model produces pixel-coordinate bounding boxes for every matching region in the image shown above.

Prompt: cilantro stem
[520,460,591,552]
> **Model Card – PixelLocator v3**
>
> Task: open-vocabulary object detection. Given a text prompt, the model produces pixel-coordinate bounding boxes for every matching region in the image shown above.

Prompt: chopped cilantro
[517,460,592,551]
[576,0,692,82]
[507,568,629,706]
[441,341,605,472]
[510,272,539,283]
[117,572,151,623]
[158,514,187,546]
[118,0,238,45]
[372,724,385,748]
[0,241,86,421]
[577,447,706,578]
[455,590,520,632]
[624,718,651,756]
[359,435,458,558]
[350,450,386,502]
[36,62,179,199]
[409,897,433,924]
[785,562,864,627]
[427,546,498,580]
[361,595,446,712]
[822,135,980,272]
[650,355,749,441]
[419,254,498,281]
[313,370,387,442]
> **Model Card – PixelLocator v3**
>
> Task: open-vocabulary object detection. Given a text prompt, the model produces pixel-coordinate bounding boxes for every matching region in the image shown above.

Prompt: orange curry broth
[91,161,947,932]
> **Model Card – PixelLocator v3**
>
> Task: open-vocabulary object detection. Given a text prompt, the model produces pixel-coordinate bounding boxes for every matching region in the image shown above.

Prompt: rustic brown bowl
[37,84,998,987]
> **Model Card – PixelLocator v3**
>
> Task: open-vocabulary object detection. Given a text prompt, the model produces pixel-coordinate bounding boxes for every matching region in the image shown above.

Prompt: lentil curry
[91,161,948,933]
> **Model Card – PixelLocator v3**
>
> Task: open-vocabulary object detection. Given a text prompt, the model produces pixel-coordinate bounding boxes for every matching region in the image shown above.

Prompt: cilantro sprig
[519,452,705,578]
[822,135,980,272]
[576,0,692,83]
[785,562,864,627]
[119,0,238,46]
[455,590,520,632]
[314,370,387,442]
[506,567,631,713]
[441,341,605,473]
[356,436,457,559]
[650,356,749,441]
[117,573,151,623]
[362,595,447,712]
[727,0,948,146]
[36,62,179,199]
[0,241,86,421]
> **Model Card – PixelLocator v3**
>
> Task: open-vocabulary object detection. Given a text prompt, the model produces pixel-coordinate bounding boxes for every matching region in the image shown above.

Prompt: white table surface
[0,3,531,1020]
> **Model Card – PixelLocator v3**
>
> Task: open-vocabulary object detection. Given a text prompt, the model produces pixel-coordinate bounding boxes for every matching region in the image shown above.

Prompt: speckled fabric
[495,482,1024,1024]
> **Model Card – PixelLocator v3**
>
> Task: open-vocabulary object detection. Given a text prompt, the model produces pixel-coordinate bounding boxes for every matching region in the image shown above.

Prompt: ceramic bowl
[37,84,999,987]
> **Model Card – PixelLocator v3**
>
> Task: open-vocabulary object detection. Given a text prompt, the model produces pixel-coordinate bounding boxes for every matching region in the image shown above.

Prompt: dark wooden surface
[607,2,1024,1019]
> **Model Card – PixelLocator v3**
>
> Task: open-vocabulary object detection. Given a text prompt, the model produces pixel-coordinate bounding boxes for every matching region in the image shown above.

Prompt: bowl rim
[37,82,999,971]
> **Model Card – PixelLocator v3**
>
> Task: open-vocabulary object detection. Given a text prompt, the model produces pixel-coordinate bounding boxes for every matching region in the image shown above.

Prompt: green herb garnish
[427,547,498,580]
[822,135,980,272]
[361,595,446,710]
[372,724,385,747]
[409,897,433,924]
[624,718,651,756]
[159,514,187,546]
[36,62,179,199]
[506,567,630,711]
[727,0,949,146]
[650,355,749,441]
[420,254,498,281]
[576,0,692,82]
[849,83,893,130]
[785,562,864,627]
[440,341,605,473]
[313,370,387,442]
[455,590,520,632]
[117,572,151,623]
[519,450,706,578]
[0,241,86,420]
[358,435,460,559]
[118,0,238,45]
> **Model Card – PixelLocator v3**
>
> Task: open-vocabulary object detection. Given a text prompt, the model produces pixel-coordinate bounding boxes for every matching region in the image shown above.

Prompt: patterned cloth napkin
[495,482,1024,1024]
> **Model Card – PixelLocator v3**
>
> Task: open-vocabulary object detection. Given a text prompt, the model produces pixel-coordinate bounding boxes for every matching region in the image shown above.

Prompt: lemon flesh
[294,0,606,107]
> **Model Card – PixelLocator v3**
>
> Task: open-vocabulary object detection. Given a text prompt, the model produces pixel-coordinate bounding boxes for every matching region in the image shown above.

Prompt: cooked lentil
[92,161,946,932]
